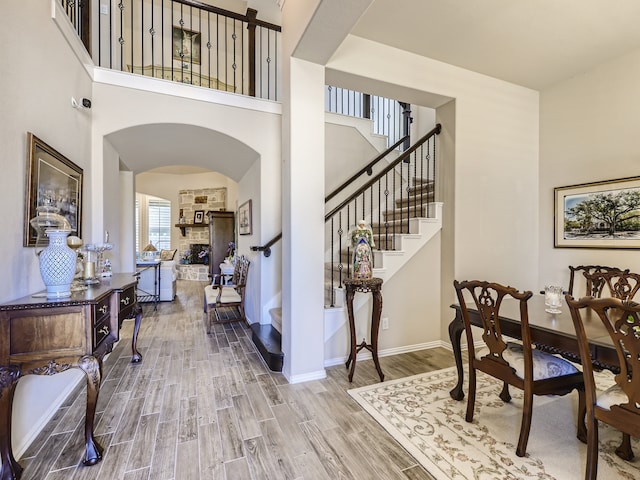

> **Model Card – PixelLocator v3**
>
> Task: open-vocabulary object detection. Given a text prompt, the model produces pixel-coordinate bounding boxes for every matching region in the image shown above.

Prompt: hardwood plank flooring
[16,280,456,480]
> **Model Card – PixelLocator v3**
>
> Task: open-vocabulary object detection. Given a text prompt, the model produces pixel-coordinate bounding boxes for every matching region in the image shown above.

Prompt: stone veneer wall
[177,187,226,281]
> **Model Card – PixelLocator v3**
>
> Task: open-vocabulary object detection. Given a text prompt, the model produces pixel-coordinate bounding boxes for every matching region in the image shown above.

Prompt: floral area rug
[348,367,640,479]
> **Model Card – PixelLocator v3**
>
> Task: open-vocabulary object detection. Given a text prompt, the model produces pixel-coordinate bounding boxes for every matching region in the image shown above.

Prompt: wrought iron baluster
[377,177,381,250]
[384,172,390,250]
[346,205,351,278]
[429,136,434,218]
[338,211,343,289]
[130,0,134,73]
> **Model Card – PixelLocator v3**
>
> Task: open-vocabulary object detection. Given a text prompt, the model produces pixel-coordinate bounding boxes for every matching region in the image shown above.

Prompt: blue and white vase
[39,229,76,298]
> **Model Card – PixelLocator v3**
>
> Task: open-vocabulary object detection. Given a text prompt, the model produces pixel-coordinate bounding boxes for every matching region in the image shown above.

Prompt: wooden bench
[204,255,250,333]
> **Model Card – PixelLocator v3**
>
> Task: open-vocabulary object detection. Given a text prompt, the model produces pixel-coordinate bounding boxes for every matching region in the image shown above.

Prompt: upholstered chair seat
[477,342,579,381]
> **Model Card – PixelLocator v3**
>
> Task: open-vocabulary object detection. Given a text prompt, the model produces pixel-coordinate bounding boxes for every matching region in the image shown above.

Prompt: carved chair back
[582,269,640,302]
[204,255,251,331]
[568,265,622,297]
[566,295,640,478]
[454,280,533,376]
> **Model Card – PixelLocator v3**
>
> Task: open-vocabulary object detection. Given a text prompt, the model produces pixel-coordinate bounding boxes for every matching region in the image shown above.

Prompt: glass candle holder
[545,285,563,314]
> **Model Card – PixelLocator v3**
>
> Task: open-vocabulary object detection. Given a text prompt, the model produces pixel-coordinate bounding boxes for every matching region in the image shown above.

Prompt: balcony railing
[325,86,411,149]
[60,0,281,101]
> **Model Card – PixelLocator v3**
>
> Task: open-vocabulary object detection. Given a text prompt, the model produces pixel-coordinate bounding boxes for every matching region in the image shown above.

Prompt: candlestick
[83,261,96,280]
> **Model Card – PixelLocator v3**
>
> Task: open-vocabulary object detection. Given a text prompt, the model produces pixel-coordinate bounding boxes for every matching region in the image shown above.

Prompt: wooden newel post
[246,8,258,98]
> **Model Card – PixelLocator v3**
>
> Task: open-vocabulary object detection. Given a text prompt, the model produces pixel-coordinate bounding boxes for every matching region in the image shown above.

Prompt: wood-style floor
[18,280,456,480]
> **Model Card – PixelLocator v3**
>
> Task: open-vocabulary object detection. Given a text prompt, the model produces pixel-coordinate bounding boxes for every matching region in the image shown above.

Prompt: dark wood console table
[344,277,385,382]
[0,273,142,480]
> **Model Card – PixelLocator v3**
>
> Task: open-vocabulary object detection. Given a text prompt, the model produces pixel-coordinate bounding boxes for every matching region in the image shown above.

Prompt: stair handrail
[324,124,441,222]
[252,137,405,256]
[325,135,408,203]
[250,233,281,257]
[251,124,440,257]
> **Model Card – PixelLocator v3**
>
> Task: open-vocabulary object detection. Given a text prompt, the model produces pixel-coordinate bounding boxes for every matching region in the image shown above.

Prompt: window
[135,194,171,254]
[148,198,171,250]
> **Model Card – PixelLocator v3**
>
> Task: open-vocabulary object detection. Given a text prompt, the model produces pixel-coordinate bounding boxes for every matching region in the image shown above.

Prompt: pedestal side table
[344,277,385,382]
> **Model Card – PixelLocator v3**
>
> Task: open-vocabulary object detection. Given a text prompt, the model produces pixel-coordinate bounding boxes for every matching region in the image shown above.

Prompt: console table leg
[345,288,357,382]
[449,312,465,400]
[131,305,143,363]
[77,356,103,466]
[370,288,384,382]
[0,366,22,480]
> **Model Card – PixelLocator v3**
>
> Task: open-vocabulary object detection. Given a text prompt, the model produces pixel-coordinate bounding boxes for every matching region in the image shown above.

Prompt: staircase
[252,122,442,373]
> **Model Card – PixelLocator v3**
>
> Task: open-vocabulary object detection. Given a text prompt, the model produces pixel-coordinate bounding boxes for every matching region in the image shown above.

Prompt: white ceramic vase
[39,229,76,298]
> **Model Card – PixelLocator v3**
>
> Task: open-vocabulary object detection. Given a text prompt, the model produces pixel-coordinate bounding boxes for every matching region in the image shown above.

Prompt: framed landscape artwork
[24,133,83,247]
[238,200,252,235]
[554,176,640,249]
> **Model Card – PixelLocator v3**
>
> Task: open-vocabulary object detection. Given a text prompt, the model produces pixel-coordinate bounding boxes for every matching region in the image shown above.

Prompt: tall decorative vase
[39,229,76,298]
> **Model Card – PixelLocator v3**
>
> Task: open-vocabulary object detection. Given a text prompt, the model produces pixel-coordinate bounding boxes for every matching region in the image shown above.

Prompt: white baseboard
[284,369,327,384]
[324,340,442,368]
[14,374,84,459]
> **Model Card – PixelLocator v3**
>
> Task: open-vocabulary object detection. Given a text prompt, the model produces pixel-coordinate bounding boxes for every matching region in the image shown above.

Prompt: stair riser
[383,205,435,220]
[395,192,435,209]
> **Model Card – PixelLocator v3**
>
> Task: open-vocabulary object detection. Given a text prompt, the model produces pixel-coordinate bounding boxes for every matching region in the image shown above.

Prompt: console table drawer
[93,316,112,349]
[118,286,137,327]
[119,286,136,311]
[92,297,111,325]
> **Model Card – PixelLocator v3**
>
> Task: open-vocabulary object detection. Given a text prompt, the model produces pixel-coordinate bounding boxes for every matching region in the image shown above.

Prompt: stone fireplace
[176,187,226,281]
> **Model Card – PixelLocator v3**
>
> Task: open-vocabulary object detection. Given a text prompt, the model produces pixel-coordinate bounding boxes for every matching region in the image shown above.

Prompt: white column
[281,57,327,382]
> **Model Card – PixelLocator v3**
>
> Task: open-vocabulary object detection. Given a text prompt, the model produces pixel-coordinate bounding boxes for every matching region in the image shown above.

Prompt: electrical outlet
[100,4,108,15]
[382,317,389,330]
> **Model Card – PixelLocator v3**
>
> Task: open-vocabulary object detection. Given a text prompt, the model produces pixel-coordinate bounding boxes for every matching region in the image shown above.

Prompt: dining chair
[566,295,640,480]
[568,265,622,297]
[454,280,586,457]
[582,269,640,302]
[203,255,250,333]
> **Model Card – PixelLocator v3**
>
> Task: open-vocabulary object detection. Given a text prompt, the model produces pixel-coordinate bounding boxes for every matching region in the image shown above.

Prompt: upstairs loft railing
[60,0,281,101]
[325,124,441,306]
[326,86,411,150]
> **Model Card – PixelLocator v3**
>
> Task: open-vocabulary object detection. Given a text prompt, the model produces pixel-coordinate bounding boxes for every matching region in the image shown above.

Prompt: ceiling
[351,0,640,91]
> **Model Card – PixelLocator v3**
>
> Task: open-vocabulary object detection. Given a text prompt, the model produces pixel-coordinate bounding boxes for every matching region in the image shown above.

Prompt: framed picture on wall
[194,210,205,224]
[24,132,83,247]
[238,200,252,235]
[554,175,640,248]
[172,26,201,64]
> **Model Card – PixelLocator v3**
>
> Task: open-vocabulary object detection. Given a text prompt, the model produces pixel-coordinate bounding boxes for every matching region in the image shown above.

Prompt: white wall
[327,35,540,344]
[539,46,640,288]
[1,1,94,457]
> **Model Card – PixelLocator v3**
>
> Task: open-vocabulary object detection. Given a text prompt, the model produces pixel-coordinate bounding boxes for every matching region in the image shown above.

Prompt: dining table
[448,294,618,401]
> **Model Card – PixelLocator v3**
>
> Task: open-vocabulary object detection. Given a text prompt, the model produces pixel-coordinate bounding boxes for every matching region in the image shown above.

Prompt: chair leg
[585,420,599,480]
[516,390,533,457]
[465,366,476,423]
[499,382,511,403]
[205,306,212,334]
[615,433,634,461]
[576,387,587,444]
